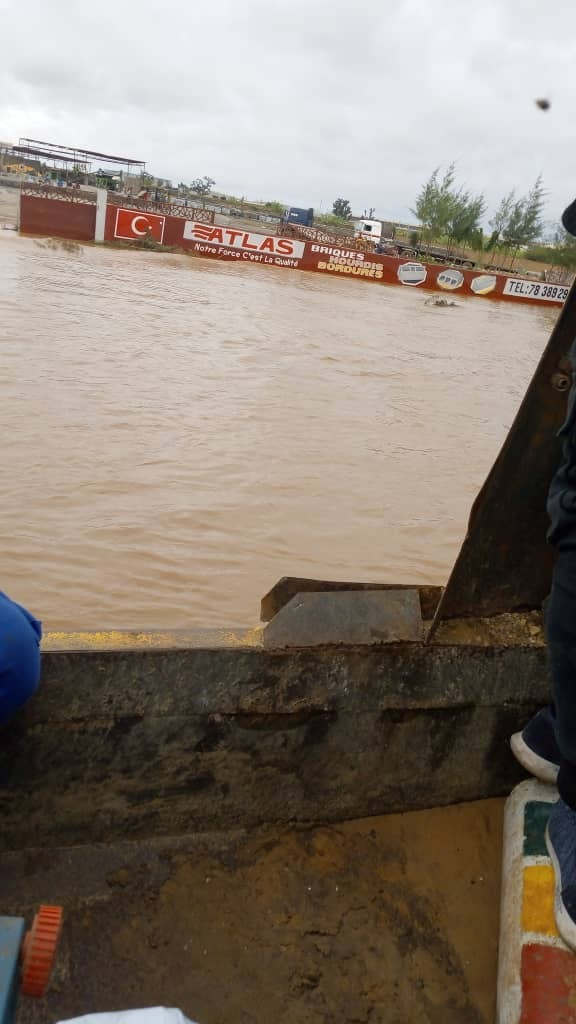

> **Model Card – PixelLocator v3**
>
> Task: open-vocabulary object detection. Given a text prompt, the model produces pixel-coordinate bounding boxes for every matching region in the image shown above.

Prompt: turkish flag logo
[114,208,165,243]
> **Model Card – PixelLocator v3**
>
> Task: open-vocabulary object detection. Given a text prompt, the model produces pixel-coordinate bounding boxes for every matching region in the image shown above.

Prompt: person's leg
[541,544,576,949]
[515,207,576,946]
[510,331,576,782]
[547,548,576,805]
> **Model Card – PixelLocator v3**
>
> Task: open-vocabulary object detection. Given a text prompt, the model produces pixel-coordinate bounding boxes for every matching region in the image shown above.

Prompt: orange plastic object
[21,904,63,997]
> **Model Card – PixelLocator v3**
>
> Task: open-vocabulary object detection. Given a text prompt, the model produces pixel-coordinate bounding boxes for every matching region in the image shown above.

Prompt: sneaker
[510,706,560,784]
[546,798,576,950]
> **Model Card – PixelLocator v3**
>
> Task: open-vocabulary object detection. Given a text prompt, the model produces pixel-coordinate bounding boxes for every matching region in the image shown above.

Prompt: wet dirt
[10,799,503,1024]
[431,609,545,647]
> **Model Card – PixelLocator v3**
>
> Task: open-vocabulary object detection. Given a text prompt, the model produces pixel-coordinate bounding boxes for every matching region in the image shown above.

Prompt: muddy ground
[3,799,503,1024]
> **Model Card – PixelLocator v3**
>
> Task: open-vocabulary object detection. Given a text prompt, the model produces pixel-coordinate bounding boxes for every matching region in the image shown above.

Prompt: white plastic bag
[57,1009,198,1024]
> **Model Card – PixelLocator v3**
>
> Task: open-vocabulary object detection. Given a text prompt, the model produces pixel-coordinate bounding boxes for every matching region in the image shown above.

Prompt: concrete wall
[0,634,549,851]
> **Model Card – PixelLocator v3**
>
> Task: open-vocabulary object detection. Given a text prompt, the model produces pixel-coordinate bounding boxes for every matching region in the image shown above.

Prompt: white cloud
[2,0,576,224]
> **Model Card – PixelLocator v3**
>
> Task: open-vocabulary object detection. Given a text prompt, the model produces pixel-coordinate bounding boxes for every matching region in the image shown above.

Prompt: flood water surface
[0,231,557,629]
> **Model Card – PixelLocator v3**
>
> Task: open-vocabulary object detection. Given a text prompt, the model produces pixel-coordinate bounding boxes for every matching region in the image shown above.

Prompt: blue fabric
[0,591,42,725]
[547,338,576,549]
[545,333,576,807]
[548,798,576,921]
[546,560,576,805]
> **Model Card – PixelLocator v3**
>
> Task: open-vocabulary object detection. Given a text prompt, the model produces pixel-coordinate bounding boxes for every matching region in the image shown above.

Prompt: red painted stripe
[521,943,576,1023]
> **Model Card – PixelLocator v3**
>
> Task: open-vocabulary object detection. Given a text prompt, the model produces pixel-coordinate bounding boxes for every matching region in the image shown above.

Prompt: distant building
[4,162,38,175]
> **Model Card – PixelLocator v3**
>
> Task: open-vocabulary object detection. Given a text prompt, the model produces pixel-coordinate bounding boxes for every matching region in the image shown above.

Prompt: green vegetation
[525,230,576,272]
[486,176,546,266]
[190,176,215,197]
[68,164,86,185]
[412,163,486,253]
[263,201,284,215]
[332,198,352,219]
[412,164,555,269]
[316,212,355,230]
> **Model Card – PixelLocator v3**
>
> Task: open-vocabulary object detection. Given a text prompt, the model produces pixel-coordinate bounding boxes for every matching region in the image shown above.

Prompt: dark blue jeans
[548,551,576,807]
[547,347,576,807]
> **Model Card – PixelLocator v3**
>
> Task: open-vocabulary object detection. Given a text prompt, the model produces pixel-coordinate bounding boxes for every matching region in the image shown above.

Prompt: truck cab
[354,219,382,244]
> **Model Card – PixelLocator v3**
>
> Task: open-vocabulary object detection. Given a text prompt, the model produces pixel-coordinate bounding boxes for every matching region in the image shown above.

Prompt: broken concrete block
[263,589,422,649]
[260,577,442,622]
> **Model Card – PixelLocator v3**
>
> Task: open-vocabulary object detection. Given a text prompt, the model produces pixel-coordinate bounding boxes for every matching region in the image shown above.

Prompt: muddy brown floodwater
[0,229,558,629]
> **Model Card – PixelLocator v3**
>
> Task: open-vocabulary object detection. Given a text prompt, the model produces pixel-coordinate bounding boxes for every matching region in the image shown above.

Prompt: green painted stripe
[523,801,552,857]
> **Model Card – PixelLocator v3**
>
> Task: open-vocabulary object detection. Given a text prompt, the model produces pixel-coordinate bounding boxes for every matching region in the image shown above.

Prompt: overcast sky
[1,0,575,227]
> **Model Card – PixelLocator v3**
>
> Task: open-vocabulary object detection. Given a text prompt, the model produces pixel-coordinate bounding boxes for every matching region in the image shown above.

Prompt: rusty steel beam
[431,281,576,631]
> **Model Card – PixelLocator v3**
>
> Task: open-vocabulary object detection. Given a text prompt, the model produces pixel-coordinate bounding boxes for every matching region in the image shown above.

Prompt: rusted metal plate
[431,281,576,629]
[263,589,423,649]
[261,577,443,623]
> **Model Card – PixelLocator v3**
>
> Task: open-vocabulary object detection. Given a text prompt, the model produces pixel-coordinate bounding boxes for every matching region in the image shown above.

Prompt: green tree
[555,232,576,272]
[190,176,215,197]
[490,191,515,236]
[501,198,527,261]
[332,198,352,219]
[445,191,486,252]
[518,174,546,246]
[412,163,485,251]
[412,163,459,241]
[526,227,576,275]
[485,191,514,263]
[412,166,441,238]
[492,176,546,266]
[432,164,460,239]
[68,164,86,185]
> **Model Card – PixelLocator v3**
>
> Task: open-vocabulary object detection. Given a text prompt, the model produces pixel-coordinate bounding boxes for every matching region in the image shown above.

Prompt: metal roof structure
[16,138,145,171]
[12,145,84,165]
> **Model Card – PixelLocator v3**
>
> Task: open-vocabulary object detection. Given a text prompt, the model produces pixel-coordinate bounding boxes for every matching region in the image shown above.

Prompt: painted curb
[497,780,576,1023]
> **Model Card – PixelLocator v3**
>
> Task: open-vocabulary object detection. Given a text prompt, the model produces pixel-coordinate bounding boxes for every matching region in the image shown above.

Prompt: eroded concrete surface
[1,640,543,850]
[5,799,503,1024]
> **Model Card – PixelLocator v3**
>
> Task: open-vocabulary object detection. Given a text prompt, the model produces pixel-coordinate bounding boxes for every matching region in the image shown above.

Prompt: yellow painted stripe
[522,864,558,936]
[42,626,263,652]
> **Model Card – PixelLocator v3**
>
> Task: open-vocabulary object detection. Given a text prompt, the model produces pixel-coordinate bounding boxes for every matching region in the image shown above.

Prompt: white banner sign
[183,222,305,259]
[503,278,570,303]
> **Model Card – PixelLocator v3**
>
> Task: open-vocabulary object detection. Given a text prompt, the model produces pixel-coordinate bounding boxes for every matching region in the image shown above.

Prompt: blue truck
[283,206,314,227]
